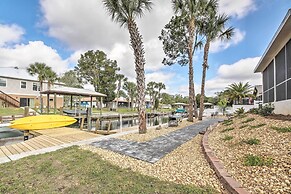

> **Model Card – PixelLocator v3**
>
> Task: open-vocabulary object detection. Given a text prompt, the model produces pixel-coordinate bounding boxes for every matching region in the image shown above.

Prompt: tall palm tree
[103,0,152,134]
[172,0,216,121]
[116,74,127,111]
[225,82,253,105]
[27,62,51,113]
[198,7,234,120]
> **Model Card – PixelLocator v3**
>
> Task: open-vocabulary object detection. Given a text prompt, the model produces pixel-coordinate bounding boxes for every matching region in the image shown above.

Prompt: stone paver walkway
[90,118,222,163]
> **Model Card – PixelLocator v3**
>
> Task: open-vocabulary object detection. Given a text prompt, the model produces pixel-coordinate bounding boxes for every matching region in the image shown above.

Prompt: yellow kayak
[10,115,77,130]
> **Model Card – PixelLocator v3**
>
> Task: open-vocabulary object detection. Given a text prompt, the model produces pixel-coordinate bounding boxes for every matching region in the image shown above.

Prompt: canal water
[94,115,169,130]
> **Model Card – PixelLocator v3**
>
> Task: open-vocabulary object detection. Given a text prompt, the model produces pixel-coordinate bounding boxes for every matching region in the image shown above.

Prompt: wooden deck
[0,127,99,157]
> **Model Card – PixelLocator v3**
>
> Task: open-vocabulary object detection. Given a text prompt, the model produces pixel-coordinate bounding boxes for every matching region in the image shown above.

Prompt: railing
[0,90,20,108]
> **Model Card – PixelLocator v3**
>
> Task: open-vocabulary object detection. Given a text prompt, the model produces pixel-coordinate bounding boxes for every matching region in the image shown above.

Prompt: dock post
[80,116,85,130]
[12,115,15,121]
[0,116,2,123]
[87,107,92,131]
[24,106,29,117]
[24,130,29,141]
[107,120,111,132]
[60,107,63,115]
[95,118,100,131]
[119,114,122,132]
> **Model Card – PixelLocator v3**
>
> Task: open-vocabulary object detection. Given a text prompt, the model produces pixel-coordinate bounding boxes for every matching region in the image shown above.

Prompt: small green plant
[242,118,255,124]
[249,108,259,114]
[222,119,233,126]
[238,114,247,119]
[239,125,248,129]
[222,135,233,141]
[221,127,234,133]
[271,126,291,133]
[235,107,245,116]
[249,123,266,129]
[244,154,273,166]
[244,138,260,145]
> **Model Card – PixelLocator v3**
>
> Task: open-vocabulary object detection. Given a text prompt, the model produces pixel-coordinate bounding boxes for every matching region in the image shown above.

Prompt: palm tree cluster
[224,82,253,105]
[160,0,234,121]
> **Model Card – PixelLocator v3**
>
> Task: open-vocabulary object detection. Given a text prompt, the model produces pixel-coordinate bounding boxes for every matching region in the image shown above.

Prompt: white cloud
[210,29,245,53]
[205,57,262,96]
[218,0,256,19]
[0,24,24,47]
[178,84,201,97]
[0,41,69,74]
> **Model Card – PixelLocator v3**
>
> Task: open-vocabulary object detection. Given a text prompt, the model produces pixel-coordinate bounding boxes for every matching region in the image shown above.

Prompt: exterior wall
[262,39,291,115]
[273,99,291,115]
[0,76,64,108]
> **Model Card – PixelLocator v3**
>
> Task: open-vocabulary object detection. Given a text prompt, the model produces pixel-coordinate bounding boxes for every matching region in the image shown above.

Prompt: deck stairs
[0,90,20,108]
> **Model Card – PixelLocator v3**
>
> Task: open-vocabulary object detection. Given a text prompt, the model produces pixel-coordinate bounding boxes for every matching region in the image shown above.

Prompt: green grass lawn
[0,146,215,193]
[0,108,24,116]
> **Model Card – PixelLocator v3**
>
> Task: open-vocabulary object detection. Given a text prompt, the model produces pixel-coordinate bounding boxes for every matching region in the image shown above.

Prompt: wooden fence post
[24,106,29,117]
[80,116,85,130]
[87,107,92,131]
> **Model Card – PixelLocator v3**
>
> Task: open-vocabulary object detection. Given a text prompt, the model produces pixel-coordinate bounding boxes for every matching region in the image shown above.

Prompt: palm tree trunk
[187,18,197,121]
[40,81,43,114]
[127,19,146,134]
[199,40,210,120]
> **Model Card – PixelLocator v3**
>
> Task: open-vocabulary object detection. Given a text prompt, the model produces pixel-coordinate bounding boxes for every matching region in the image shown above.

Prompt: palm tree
[103,0,153,134]
[123,81,137,110]
[27,62,51,113]
[172,0,216,121]
[116,74,127,111]
[198,7,234,120]
[46,69,58,90]
[225,82,253,105]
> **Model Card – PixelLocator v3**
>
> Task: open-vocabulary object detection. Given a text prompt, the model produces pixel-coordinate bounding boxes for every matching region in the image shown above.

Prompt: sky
[0,0,290,96]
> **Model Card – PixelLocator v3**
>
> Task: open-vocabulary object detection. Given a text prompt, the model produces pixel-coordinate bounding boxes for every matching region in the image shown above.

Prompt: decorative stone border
[202,124,250,194]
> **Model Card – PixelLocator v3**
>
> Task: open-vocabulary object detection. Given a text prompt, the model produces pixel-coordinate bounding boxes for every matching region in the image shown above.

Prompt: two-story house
[0,68,64,108]
[254,9,291,115]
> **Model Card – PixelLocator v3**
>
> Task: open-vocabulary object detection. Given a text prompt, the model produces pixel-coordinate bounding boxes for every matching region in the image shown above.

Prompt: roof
[0,67,38,82]
[254,9,291,73]
[41,86,107,97]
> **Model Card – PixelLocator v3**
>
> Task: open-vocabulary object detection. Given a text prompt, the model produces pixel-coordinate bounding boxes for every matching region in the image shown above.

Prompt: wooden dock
[0,127,99,157]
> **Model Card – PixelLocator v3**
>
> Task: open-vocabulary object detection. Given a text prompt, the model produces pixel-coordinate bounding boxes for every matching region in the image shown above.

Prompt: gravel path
[208,114,291,194]
[89,119,221,163]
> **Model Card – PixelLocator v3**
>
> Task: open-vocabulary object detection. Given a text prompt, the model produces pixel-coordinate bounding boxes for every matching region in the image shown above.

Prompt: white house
[254,9,291,115]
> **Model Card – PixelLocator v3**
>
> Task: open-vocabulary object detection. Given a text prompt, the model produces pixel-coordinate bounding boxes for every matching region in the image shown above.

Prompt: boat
[8,115,77,130]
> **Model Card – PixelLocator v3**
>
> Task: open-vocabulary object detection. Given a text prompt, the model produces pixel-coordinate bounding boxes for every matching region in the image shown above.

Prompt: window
[276,82,286,101]
[20,81,27,89]
[275,47,286,84]
[287,39,291,79]
[0,78,6,87]
[33,83,38,91]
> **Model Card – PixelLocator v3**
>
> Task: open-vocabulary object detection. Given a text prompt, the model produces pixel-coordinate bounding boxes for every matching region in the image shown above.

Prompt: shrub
[221,127,234,133]
[244,138,260,145]
[249,108,259,114]
[249,123,266,129]
[271,126,291,133]
[258,103,274,116]
[242,118,255,124]
[222,135,233,141]
[244,154,273,166]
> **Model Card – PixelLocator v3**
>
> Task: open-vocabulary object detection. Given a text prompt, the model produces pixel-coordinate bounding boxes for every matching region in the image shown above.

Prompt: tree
[46,70,59,90]
[198,4,234,120]
[160,0,215,121]
[146,82,166,110]
[225,82,253,105]
[75,50,120,102]
[60,70,83,88]
[217,98,228,115]
[103,0,153,134]
[27,62,52,113]
[115,74,127,110]
[123,81,137,110]
[160,93,175,105]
